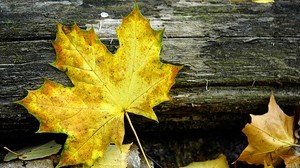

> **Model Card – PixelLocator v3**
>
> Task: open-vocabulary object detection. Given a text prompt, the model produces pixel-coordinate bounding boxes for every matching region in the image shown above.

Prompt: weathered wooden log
[0,0,300,166]
[1,0,300,134]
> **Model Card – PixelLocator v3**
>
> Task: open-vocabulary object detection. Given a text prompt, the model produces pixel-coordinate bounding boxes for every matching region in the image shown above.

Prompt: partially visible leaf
[4,140,61,161]
[237,94,296,167]
[84,144,131,168]
[281,154,300,168]
[181,154,229,168]
[252,0,274,3]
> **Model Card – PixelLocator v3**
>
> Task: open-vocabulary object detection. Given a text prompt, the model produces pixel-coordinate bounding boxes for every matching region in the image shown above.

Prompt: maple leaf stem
[125,112,151,168]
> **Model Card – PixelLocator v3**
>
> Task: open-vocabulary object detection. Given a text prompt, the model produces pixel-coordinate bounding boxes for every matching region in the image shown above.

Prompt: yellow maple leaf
[237,94,296,167]
[181,154,229,168]
[17,3,182,167]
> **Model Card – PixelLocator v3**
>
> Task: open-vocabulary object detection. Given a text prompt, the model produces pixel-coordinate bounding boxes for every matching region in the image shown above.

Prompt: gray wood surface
[1,0,300,134]
[1,0,300,167]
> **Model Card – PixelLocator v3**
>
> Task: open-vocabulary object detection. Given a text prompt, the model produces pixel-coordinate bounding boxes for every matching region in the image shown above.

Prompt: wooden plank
[1,0,300,133]
[1,0,300,40]
[1,36,300,133]
[1,37,299,87]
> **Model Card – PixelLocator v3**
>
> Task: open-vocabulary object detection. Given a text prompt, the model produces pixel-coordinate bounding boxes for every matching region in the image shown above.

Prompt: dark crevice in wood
[0,37,54,43]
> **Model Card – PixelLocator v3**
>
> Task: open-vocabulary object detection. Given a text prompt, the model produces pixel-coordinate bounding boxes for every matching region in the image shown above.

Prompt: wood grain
[1,0,300,133]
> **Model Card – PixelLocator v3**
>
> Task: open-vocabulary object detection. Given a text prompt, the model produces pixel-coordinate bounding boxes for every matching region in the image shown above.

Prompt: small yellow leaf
[84,144,131,168]
[252,0,274,3]
[181,154,229,168]
[237,94,296,166]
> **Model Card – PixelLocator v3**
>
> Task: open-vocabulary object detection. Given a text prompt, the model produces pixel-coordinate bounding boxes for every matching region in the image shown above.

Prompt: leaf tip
[134,0,138,8]
[55,22,64,34]
[131,0,143,18]
[269,92,276,104]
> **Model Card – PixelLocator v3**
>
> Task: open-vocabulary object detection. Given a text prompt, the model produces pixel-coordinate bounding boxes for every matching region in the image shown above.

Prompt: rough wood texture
[1,0,300,134]
[1,0,300,167]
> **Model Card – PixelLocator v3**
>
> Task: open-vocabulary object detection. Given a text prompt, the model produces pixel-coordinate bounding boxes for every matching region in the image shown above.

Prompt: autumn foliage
[18,3,182,167]
[237,95,299,167]
[15,1,300,168]
[183,94,300,168]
